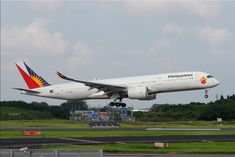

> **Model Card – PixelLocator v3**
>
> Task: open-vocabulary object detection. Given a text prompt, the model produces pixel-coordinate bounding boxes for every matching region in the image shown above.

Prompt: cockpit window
[207,75,213,79]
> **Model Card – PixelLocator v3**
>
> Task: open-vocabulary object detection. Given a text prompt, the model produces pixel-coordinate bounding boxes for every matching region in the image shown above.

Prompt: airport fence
[0,149,103,157]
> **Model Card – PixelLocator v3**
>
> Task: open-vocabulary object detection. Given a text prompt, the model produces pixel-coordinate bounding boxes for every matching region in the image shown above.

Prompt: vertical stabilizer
[15,62,50,89]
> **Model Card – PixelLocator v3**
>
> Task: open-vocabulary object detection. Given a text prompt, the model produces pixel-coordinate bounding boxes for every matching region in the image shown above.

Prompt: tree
[61,100,88,111]
[50,106,69,119]
[199,99,235,120]
[133,111,144,119]
[99,106,109,112]
[220,95,225,100]
[0,101,68,120]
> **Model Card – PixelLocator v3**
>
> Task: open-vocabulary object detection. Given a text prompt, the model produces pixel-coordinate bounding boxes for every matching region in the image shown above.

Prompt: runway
[104,153,235,157]
[1,127,235,131]
[1,135,235,147]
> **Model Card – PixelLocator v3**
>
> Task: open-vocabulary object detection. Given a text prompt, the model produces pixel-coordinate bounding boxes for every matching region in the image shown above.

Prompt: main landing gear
[109,98,126,108]
[204,89,209,98]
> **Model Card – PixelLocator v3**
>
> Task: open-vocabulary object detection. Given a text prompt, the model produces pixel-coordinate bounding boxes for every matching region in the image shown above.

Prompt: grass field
[1,119,235,138]
[0,119,89,128]
[1,119,235,128]
[42,141,235,153]
[1,130,235,138]
[1,120,235,153]
[120,121,235,128]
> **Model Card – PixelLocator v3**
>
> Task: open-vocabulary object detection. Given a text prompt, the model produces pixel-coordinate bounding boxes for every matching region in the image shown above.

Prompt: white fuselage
[23,71,219,100]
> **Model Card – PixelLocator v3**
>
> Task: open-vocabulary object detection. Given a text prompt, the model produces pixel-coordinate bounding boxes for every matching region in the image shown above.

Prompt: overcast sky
[1,1,235,109]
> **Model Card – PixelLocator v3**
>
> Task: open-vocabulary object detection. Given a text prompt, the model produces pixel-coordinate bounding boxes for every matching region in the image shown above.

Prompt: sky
[1,1,235,109]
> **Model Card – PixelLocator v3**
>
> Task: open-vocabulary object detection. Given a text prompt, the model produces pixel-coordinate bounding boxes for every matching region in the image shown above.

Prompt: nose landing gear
[204,89,209,98]
[109,98,126,107]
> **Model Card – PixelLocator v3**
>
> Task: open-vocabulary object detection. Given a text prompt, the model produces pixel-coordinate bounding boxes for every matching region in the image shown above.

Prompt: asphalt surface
[104,153,235,157]
[1,135,235,147]
[1,127,235,131]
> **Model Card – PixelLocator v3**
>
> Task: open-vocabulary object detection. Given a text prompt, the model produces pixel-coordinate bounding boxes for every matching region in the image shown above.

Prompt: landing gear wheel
[204,89,209,98]
[121,103,126,108]
[109,98,126,107]
[109,97,127,107]
[109,102,115,106]
[115,103,121,107]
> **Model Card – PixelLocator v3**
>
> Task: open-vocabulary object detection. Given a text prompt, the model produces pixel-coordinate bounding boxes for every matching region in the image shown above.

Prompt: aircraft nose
[214,79,220,86]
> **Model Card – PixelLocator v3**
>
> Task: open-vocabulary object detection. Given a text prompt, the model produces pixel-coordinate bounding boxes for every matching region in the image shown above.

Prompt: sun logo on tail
[200,76,207,84]
[23,62,50,87]
[31,75,45,87]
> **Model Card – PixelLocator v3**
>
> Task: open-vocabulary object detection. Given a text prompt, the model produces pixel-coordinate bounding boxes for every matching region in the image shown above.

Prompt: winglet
[56,71,66,79]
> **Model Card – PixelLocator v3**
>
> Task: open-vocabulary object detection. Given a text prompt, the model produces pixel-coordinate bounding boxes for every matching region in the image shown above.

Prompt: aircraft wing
[56,72,127,92]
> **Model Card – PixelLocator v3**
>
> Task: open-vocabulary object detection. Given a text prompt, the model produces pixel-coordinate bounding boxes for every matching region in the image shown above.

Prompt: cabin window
[207,75,213,79]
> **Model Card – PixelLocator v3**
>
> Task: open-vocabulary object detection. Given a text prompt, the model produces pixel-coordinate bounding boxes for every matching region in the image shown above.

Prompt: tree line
[134,95,235,121]
[0,100,88,120]
[1,94,235,121]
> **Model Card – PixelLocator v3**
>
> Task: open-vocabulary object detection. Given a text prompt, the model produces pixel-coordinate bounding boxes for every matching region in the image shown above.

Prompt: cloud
[161,24,232,46]
[66,42,93,69]
[122,1,221,18]
[198,26,231,45]
[147,40,177,70]
[149,40,170,53]
[25,0,63,12]
[162,24,190,34]
[181,1,221,18]
[123,1,171,15]
[1,18,67,56]
[1,57,31,72]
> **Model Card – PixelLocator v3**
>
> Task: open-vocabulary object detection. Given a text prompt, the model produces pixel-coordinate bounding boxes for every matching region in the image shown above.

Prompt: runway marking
[60,138,103,144]
[145,128,221,131]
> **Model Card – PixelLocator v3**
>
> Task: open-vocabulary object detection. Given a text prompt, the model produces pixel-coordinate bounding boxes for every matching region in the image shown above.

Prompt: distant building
[131,109,149,112]
[70,107,133,122]
[70,110,110,122]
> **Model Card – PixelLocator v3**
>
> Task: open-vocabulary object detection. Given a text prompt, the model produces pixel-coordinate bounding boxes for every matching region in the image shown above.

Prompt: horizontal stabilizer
[13,88,41,94]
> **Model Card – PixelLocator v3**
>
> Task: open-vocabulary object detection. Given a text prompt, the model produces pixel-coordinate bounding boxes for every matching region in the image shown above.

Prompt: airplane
[14,62,220,107]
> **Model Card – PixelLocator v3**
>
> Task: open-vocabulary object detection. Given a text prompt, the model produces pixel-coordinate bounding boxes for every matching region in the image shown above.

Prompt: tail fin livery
[15,62,50,89]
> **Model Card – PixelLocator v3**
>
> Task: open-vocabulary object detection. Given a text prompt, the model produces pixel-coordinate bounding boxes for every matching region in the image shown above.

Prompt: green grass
[120,121,235,128]
[42,141,235,153]
[1,130,235,139]
[1,119,235,128]
[0,119,89,128]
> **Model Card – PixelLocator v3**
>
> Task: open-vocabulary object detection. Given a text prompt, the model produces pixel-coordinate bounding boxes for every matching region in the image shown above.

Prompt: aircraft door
[52,87,62,95]
[194,73,199,84]
[156,76,164,91]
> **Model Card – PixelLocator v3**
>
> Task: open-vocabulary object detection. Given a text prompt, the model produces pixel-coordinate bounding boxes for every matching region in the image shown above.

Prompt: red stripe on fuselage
[16,64,40,89]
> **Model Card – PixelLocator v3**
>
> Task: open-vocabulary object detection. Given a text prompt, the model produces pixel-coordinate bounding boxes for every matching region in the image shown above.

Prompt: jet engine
[127,86,156,100]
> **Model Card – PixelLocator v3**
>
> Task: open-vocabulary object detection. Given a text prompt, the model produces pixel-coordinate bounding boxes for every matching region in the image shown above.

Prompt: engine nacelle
[127,87,156,100]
